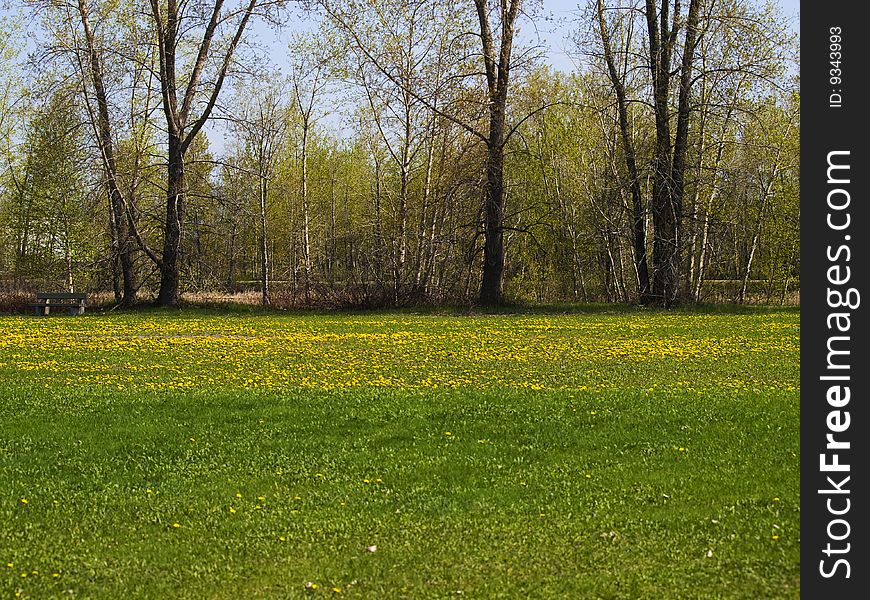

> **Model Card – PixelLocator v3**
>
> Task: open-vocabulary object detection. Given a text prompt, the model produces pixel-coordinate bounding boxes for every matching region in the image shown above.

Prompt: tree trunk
[259,176,270,306]
[108,200,122,303]
[646,0,701,307]
[226,221,237,292]
[415,130,436,289]
[596,0,650,302]
[77,0,136,306]
[64,221,74,293]
[301,119,312,299]
[665,0,701,305]
[693,186,715,303]
[372,153,384,280]
[396,158,408,302]
[329,171,337,284]
[479,135,505,305]
[157,137,184,306]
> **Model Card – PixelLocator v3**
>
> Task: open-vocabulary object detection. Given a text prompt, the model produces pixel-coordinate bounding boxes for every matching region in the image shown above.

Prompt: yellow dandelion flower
[172,523,182,529]
[19,498,27,505]
[772,535,780,540]
[229,507,236,514]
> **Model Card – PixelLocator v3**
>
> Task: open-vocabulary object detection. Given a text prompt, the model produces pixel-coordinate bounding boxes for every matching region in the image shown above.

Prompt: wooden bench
[30,292,87,316]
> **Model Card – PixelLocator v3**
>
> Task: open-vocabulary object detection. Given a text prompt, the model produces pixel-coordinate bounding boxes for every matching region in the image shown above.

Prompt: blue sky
[2,0,803,70]
[523,0,799,72]
[228,0,800,145]
[4,0,801,84]
[3,0,800,151]
[250,0,800,76]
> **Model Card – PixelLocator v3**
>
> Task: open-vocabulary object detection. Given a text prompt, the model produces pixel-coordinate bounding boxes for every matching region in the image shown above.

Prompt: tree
[71,0,137,305]
[229,80,290,305]
[0,14,22,171]
[594,0,650,301]
[5,88,97,289]
[642,0,702,306]
[0,0,798,307]
[147,0,261,306]
[472,0,523,305]
[319,0,541,305]
[0,15,28,279]
[584,0,793,305]
[288,34,332,298]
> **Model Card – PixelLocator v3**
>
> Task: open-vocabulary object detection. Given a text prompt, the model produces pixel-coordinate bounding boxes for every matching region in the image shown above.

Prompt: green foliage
[0,0,799,305]
[0,88,103,288]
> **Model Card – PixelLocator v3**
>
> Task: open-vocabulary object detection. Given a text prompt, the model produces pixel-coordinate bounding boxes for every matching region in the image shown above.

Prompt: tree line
[0,0,799,308]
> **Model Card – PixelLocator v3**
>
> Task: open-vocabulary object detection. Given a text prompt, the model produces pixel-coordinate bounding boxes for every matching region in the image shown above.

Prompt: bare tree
[594,0,650,302]
[643,0,703,306]
[473,0,523,305]
[73,0,137,305]
[147,0,262,306]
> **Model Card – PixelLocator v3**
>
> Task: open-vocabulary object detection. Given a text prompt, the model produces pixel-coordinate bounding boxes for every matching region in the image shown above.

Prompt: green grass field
[0,308,799,598]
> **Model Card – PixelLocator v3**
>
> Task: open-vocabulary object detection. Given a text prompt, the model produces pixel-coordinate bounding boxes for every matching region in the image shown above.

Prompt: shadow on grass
[82,299,799,318]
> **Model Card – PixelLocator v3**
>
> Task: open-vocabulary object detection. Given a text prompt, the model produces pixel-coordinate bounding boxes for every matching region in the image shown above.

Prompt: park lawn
[0,308,799,599]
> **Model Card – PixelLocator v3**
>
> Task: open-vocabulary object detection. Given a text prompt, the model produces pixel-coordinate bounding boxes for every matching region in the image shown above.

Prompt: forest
[0,0,799,308]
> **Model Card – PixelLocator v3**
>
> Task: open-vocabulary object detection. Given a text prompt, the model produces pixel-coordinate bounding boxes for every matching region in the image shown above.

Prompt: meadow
[0,308,800,598]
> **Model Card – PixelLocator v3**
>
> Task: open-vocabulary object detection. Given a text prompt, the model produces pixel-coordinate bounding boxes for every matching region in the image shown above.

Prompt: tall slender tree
[73,0,137,305]
[594,0,650,302]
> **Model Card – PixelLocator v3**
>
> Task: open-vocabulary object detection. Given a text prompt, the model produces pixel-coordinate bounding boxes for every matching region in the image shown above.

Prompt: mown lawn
[0,308,799,598]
